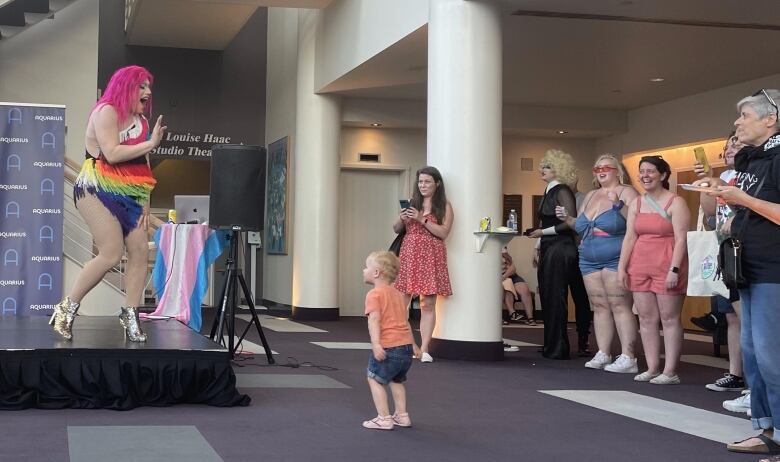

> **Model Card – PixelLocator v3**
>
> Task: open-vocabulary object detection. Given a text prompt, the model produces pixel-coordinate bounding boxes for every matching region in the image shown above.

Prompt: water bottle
[507,209,518,231]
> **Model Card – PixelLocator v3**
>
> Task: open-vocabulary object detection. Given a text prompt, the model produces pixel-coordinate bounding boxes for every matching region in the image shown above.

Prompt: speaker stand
[209,231,274,364]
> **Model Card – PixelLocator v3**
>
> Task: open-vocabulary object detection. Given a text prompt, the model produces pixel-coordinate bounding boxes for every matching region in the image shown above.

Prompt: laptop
[174,195,210,224]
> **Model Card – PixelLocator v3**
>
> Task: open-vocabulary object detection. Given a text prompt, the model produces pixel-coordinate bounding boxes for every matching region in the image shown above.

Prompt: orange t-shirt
[364,285,414,348]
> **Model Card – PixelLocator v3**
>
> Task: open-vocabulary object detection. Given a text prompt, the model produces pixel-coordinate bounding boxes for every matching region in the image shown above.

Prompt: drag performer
[51,65,165,341]
[527,149,591,359]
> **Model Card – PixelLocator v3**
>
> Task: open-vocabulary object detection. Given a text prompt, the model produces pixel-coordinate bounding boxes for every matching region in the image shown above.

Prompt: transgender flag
[146,224,228,331]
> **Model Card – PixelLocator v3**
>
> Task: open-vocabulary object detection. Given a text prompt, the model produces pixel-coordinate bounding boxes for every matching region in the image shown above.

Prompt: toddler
[362,250,417,430]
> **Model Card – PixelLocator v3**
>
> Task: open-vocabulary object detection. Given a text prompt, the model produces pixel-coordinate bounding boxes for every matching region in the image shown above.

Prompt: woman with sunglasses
[709,89,780,461]
[558,155,639,373]
[618,156,690,385]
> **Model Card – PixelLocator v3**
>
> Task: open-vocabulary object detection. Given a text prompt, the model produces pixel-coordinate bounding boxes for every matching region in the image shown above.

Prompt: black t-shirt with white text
[732,132,780,283]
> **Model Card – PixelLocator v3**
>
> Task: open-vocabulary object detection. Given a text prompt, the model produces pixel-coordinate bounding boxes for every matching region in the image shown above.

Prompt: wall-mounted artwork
[266,136,290,254]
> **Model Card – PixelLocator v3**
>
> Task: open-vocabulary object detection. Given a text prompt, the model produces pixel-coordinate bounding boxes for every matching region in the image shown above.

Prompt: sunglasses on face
[753,89,779,116]
[592,166,618,174]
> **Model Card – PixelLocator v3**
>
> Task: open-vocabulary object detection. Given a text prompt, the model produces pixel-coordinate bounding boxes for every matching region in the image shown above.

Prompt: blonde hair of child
[368,251,400,283]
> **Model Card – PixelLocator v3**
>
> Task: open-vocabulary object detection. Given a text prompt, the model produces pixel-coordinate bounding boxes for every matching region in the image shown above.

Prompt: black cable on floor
[231,354,338,371]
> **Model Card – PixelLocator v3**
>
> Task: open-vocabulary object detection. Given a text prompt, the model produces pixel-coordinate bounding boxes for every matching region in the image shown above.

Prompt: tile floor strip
[540,390,754,444]
[222,336,278,355]
[235,313,327,333]
[68,426,222,462]
[503,338,541,347]
[680,354,730,370]
[310,341,373,349]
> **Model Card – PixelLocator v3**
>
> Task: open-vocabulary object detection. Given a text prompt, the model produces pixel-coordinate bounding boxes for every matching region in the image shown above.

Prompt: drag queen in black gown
[527,149,591,359]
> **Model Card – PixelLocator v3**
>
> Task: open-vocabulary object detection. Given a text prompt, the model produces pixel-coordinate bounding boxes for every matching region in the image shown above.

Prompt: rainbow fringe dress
[73,115,157,236]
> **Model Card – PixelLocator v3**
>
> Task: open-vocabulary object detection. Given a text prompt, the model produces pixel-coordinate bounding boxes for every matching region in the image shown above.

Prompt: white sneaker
[420,352,434,363]
[634,371,661,382]
[503,344,520,352]
[604,354,639,374]
[649,373,681,385]
[584,351,612,370]
[723,390,751,414]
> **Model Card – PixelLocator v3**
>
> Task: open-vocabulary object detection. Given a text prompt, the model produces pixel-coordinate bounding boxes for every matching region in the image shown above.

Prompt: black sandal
[727,433,780,455]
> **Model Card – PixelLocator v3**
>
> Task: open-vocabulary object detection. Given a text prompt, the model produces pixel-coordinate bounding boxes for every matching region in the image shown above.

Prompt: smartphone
[694,147,710,173]
[399,199,411,210]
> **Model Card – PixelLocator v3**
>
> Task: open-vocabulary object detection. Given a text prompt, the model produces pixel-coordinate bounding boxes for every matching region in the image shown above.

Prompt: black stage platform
[0,316,250,410]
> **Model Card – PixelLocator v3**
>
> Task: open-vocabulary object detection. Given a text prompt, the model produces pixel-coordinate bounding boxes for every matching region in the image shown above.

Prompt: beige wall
[340,128,599,294]
[316,0,429,91]
[0,0,99,166]
[340,127,427,175]
[263,7,300,306]
[597,72,780,156]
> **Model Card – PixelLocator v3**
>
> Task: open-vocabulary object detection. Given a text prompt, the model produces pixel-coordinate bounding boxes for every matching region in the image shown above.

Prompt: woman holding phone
[393,166,453,363]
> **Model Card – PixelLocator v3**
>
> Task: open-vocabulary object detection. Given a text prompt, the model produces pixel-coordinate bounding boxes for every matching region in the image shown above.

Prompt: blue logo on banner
[4,249,19,266]
[7,108,22,125]
[5,201,20,218]
[41,132,56,149]
[2,298,17,315]
[40,178,55,195]
[38,273,53,290]
[39,226,54,243]
[6,154,21,172]
[1,103,65,316]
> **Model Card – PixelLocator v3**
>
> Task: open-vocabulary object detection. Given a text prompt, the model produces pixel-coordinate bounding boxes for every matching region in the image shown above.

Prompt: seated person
[502,247,536,325]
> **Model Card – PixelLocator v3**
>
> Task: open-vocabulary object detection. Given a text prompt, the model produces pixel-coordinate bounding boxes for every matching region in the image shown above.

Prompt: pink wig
[93,65,154,126]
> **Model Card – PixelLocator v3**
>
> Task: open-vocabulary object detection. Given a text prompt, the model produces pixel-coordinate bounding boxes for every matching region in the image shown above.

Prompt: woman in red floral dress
[393,166,453,363]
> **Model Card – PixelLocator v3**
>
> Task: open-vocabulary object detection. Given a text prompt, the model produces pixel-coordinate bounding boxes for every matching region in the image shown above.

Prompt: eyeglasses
[592,166,618,174]
[753,89,779,116]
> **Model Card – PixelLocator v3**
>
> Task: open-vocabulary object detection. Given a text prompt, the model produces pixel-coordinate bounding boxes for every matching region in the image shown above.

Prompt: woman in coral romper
[393,166,453,363]
[618,156,690,385]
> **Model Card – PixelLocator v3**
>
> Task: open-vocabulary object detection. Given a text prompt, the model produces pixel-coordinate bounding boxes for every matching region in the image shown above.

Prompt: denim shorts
[714,289,740,314]
[367,344,413,385]
[578,235,622,276]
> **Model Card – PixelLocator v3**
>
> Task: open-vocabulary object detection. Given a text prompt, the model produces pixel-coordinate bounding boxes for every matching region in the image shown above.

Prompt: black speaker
[209,144,266,230]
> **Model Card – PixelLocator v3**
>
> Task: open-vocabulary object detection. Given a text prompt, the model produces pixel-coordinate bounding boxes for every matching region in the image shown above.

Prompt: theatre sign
[151,131,236,160]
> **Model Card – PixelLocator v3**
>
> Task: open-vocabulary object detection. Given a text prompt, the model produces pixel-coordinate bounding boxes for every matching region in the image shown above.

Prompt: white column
[427,0,503,359]
[291,9,341,320]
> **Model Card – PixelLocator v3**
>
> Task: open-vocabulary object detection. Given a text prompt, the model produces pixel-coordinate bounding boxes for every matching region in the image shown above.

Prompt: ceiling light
[650,77,665,82]
[557,130,568,135]
[371,123,382,127]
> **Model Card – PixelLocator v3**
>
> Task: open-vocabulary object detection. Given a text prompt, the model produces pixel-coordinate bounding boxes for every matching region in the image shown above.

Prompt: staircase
[0,0,77,40]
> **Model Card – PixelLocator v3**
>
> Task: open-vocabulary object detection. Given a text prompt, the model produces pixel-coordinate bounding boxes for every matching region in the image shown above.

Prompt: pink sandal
[362,415,394,430]
[392,412,412,428]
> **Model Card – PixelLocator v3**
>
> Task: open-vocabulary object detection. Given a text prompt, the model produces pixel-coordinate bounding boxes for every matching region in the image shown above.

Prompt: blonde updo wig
[540,149,579,188]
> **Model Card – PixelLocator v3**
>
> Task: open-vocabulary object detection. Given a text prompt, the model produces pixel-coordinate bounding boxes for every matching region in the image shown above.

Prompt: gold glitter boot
[119,306,147,342]
[50,296,80,340]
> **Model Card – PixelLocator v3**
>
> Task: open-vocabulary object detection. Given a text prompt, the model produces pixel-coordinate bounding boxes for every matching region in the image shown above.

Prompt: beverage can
[168,209,177,223]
